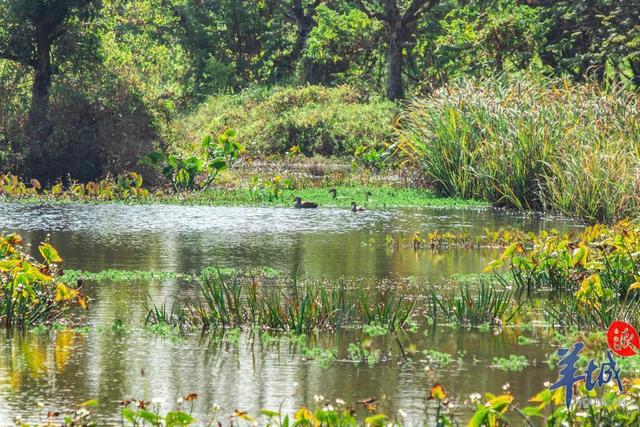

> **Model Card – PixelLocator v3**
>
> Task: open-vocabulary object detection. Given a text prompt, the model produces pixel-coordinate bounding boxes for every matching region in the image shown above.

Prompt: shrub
[174,85,398,158]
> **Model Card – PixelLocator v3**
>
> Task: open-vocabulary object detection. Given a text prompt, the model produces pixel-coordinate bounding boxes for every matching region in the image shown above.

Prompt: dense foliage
[0,234,86,328]
[175,85,397,157]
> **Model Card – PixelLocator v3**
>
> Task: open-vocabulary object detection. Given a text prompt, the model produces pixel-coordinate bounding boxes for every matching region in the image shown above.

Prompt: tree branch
[401,0,437,26]
[353,0,387,22]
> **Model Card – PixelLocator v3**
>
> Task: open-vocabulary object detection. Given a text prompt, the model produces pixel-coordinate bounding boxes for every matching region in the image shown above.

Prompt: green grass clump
[174,85,397,157]
[399,76,640,223]
[146,271,416,334]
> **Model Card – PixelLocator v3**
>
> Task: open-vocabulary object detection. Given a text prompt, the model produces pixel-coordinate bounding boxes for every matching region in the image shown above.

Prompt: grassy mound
[173,85,398,157]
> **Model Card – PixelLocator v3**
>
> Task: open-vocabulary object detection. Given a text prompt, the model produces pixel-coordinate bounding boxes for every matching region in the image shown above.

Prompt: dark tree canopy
[0,0,100,177]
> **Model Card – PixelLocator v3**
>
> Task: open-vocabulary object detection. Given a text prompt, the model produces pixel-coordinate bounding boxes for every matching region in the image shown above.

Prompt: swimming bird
[294,196,318,209]
[351,202,365,212]
[328,188,337,199]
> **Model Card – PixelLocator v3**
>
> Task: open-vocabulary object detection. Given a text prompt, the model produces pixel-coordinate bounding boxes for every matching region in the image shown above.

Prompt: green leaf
[260,409,280,418]
[165,410,196,426]
[468,406,489,427]
[81,399,99,407]
[209,157,227,171]
[201,135,213,148]
[364,414,388,426]
[137,409,161,424]
[520,405,543,417]
[176,169,192,187]
[121,407,136,423]
[39,243,63,264]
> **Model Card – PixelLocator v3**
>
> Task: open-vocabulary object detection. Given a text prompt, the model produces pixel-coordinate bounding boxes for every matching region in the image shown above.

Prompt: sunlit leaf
[39,243,63,264]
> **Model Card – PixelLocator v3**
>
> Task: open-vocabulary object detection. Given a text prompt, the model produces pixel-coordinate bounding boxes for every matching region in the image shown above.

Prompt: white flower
[323,404,334,411]
[176,397,184,404]
[336,399,345,406]
[469,393,481,403]
[543,381,551,388]
[314,394,324,403]
[212,404,221,412]
[293,382,299,387]
[502,383,510,391]
[398,409,408,418]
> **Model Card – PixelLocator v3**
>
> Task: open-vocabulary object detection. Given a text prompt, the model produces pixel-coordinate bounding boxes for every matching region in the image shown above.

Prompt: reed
[148,272,416,333]
[432,281,520,327]
[399,77,640,222]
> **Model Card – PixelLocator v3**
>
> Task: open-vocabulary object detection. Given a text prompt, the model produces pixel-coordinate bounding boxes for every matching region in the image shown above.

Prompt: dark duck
[294,196,318,209]
[351,202,365,212]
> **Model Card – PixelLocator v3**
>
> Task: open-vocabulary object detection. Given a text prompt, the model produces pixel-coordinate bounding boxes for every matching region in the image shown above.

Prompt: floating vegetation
[385,227,542,250]
[423,349,453,366]
[0,234,87,328]
[62,266,282,284]
[347,340,383,366]
[517,335,536,345]
[491,354,528,371]
[0,172,149,201]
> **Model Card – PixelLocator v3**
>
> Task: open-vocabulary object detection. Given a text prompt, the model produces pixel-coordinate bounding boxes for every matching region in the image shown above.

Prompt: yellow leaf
[429,383,447,400]
[629,282,640,291]
[295,407,314,422]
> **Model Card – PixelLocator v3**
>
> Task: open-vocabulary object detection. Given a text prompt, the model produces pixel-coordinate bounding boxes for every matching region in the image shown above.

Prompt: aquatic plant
[347,340,382,366]
[145,299,194,332]
[0,234,87,328]
[486,221,640,329]
[432,281,520,327]
[141,129,243,191]
[359,291,415,332]
[491,355,528,371]
[423,349,453,366]
[18,377,640,426]
[147,271,416,334]
[0,172,149,201]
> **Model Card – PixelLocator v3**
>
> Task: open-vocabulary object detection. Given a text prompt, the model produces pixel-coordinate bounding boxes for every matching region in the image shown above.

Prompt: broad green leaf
[39,243,63,264]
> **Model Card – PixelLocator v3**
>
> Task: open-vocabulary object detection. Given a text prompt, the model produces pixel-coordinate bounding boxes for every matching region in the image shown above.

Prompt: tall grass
[149,271,417,333]
[432,281,520,326]
[399,77,640,222]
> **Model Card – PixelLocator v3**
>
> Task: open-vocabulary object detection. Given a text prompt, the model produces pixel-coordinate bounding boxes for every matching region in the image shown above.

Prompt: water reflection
[0,203,580,280]
[0,203,579,424]
[0,326,556,424]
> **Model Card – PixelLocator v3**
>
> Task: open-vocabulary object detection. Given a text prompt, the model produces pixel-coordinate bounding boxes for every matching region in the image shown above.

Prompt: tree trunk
[290,1,316,83]
[26,30,54,177]
[386,23,404,100]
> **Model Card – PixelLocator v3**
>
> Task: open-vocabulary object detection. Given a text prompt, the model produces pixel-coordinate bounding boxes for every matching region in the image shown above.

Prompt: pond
[0,202,581,424]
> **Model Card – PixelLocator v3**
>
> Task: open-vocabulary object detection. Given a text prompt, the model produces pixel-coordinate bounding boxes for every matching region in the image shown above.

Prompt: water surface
[0,202,580,424]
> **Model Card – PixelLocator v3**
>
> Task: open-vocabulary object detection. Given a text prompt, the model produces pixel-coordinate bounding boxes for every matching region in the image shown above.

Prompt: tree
[533,0,640,86]
[0,0,100,176]
[273,0,323,82]
[351,0,439,100]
